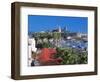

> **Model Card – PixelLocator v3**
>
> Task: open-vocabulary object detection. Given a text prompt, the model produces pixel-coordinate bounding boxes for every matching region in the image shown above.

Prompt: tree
[53,32,61,47]
[55,47,88,65]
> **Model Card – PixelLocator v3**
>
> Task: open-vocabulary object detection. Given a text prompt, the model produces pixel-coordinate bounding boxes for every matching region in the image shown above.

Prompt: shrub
[55,47,88,65]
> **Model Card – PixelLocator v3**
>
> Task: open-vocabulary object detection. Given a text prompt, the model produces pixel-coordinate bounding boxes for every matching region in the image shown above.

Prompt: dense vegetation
[55,47,87,64]
[32,32,88,65]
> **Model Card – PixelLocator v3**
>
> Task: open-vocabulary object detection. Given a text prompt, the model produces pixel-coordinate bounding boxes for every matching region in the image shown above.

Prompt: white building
[58,26,61,32]
[28,37,37,52]
[28,37,37,66]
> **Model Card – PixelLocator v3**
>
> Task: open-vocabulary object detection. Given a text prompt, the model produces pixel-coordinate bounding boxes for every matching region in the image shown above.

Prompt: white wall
[0,0,100,82]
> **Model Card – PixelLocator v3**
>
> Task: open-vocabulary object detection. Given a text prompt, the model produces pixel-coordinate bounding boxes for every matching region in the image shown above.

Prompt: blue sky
[28,15,88,33]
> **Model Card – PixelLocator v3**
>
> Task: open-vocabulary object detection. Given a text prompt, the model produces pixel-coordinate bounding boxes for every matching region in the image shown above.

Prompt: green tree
[55,47,88,65]
[53,32,61,47]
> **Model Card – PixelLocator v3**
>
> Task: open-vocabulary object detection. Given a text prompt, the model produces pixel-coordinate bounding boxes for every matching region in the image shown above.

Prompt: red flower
[55,58,63,64]
[38,48,62,65]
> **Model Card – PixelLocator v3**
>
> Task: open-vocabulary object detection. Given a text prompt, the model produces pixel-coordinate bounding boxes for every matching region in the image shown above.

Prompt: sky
[28,15,88,33]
